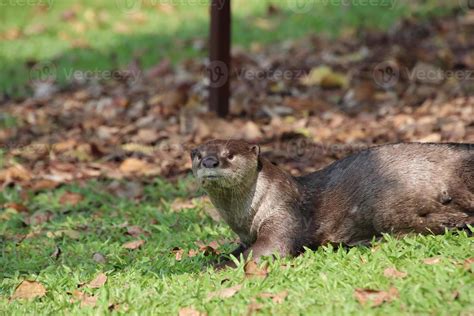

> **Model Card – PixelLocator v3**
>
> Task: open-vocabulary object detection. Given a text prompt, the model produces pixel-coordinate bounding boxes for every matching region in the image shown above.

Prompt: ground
[0,0,473,314]
[1,180,473,315]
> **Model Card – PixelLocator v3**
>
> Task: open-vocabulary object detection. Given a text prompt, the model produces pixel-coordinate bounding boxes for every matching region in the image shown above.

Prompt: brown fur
[191,140,474,267]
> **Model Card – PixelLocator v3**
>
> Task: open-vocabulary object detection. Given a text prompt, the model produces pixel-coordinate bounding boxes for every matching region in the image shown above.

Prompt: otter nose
[202,156,219,168]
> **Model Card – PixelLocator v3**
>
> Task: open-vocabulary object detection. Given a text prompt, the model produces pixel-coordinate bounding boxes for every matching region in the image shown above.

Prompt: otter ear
[250,144,260,157]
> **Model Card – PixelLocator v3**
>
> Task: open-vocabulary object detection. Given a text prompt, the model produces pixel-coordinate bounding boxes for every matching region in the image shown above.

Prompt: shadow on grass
[1,1,439,98]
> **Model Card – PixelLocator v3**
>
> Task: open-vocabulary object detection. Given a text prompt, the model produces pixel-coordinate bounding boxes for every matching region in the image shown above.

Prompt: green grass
[0,0,460,97]
[1,178,473,315]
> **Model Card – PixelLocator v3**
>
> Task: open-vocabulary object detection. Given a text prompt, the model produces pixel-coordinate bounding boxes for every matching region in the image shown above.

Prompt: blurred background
[0,0,473,186]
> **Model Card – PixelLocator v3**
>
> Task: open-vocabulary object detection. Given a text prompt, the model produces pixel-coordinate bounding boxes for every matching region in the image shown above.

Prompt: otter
[191,140,474,267]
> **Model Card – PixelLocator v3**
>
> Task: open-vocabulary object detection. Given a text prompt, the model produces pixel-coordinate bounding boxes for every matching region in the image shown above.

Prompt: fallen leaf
[70,290,97,307]
[3,202,28,213]
[46,229,81,240]
[259,291,288,304]
[178,307,206,316]
[59,192,84,206]
[423,257,441,265]
[188,249,199,257]
[300,66,348,89]
[354,287,399,307]
[29,179,60,191]
[92,252,107,264]
[50,246,61,259]
[24,210,54,226]
[122,239,145,250]
[170,197,195,211]
[195,240,221,255]
[107,181,144,199]
[126,225,145,238]
[108,302,129,312]
[463,258,474,271]
[452,291,460,300]
[247,299,264,314]
[244,260,268,279]
[11,280,46,300]
[87,273,107,288]
[172,247,184,261]
[383,267,407,278]
[207,284,242,300]
[119,158,150,174]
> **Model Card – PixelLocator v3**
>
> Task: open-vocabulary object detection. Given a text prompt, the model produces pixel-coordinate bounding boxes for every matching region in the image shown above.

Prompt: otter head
[191,139,260,190]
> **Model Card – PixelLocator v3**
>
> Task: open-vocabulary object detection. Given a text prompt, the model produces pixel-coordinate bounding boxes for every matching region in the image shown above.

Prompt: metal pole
[209,0,231,117]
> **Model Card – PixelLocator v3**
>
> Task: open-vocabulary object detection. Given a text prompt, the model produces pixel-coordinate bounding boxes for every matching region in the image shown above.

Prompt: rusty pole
[209,0,231,117]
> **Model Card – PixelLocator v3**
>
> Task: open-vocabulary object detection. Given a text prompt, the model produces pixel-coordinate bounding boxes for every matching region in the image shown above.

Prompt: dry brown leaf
[59,192,84,206]
[195,240,221,256]
[119,158,149,174]
[172,247,184,261]
[259,291,288,304]
[122,239,145,250]
[188,249,199,257]
[126,225,145,238]
[3,202,28,213]
[24,210,54,226]
[383,267,407,278]
[247,299,264,314]
[70,290,97,307]
[108,302,129,312]
[207,284,242,300]
[178,307,206,316]
[87,273,107,289]
[423,257,441,265]
[463,258,474,271]
[354,287,399,307]
[244,260,268,279]
[29,179,60,191]
[11,280,46,300]
[50,246,61,259]
[46,229,81,240]
[92,252,107,264]
[170,197,195,211]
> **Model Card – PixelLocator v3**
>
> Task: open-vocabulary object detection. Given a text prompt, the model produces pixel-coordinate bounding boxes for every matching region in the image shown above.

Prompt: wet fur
[192,140,474,265]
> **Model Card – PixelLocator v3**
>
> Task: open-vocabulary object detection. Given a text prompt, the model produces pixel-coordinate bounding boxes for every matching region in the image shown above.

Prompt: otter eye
[227,153,235,160]
[191,149,201,160]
